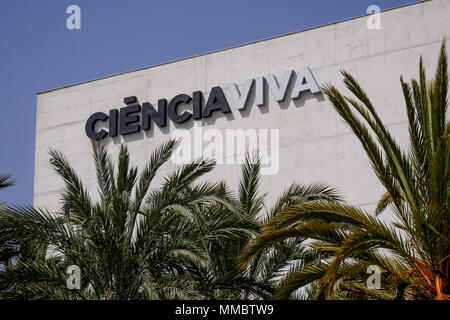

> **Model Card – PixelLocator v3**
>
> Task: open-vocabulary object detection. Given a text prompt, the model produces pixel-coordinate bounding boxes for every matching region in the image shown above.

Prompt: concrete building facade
[34,0,450,214]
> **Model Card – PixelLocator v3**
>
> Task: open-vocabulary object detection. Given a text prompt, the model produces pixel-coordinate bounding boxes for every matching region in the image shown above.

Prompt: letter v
[227,79,255,110]
[265,70,294,102]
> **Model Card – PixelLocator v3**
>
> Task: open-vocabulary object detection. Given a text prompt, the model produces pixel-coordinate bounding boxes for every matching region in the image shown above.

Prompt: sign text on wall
[85,67,320,140]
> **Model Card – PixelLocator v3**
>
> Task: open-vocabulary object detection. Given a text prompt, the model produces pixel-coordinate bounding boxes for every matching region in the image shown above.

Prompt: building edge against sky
[34,0,450,216]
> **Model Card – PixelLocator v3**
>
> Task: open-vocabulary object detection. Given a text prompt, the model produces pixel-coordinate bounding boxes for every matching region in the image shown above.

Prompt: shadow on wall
[239,73,325,118]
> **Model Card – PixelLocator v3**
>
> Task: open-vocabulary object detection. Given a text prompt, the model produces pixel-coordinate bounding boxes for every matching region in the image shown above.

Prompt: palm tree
[240,41,449,300]
[175,152,265,299]
[0,174,17,268]
[0,139,341,299]
[0,140,249,299]
[227,153,342,299]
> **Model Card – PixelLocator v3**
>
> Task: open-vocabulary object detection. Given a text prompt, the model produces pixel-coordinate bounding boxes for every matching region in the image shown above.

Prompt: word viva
[85,67,320,140]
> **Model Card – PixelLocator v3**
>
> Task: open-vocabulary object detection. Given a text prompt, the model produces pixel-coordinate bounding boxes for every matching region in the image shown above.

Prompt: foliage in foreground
[240,41,450,300]
[0,174,18,268]
[1,42,448,301]
[0,141,339,299]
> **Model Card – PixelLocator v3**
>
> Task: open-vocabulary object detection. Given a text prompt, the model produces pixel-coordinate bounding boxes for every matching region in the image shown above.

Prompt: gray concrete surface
[34,0,450,218]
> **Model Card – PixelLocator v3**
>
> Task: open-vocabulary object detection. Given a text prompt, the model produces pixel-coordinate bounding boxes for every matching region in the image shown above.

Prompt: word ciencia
[85,67,320,140]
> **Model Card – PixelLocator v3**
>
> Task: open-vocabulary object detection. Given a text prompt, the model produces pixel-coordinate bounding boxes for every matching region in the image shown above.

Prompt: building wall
[34,0,450,215]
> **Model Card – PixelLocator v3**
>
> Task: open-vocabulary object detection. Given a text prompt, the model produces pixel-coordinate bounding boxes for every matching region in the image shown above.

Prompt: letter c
[85,112,109,140]
[168,94,192,123]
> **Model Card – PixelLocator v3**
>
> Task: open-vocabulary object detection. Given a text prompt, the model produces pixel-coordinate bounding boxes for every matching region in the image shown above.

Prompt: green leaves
[3,41,448,300]
[0,174,15,190]
[1,140,224,299]
[3,139,293,300]
[241,40,449,300]
[48,148,93,224]
[238,151,265,218]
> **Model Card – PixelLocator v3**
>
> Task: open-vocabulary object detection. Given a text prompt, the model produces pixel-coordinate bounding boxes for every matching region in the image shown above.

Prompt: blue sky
[0,0,418,206]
